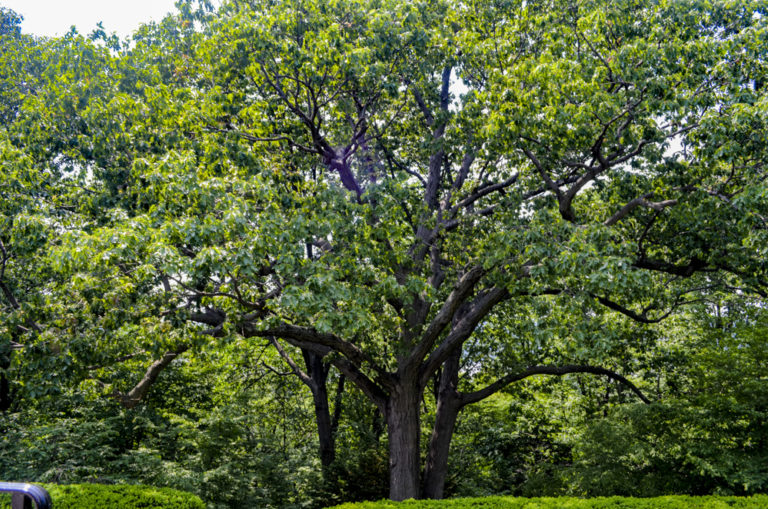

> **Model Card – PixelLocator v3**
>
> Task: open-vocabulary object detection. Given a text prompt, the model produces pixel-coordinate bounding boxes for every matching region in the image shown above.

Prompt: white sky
[2,0,180,39]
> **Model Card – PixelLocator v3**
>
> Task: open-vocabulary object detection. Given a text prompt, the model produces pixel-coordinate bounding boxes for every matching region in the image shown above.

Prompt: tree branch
[406,266,486,371]
[593,294,677,324]
[108,347,188,409]
[256,323,392,388]
[420,286,509,387]
[523,148,562,200]
[425,65,453,210]
[328,355,388,414]
[460,364,651,406]
[451,174,519,214]
[632,257,708,278]
[269,336,314,389]
[604,193,678,226]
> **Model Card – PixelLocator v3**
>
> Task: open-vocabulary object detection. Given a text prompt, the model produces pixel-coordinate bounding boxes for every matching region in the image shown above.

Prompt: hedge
[328,496,768,509]
[0,483,205,509]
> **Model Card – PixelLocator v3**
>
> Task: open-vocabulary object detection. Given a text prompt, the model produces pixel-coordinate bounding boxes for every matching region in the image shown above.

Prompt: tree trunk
[0,354,11,412]
[422,349,461,499]
[331,374,345,439]
[303,350,336,468]
[312,378,335,468]
[0,372,10,412]
[386,380,422,501]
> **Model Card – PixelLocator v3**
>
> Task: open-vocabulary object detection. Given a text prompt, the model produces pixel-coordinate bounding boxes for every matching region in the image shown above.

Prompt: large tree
[4,0,767,501]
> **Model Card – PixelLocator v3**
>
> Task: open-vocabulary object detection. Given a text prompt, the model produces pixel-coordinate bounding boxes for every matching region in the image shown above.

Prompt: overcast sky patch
[1,0,180,39]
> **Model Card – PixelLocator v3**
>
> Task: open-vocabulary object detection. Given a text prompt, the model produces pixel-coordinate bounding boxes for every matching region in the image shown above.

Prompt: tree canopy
[1,0,767,503]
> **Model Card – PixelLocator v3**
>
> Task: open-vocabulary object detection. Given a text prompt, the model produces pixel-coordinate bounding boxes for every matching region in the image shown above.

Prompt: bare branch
[328,355,388,414]
[411,86,434,127]
[262,362,293,377]
[452,151,476,192]
[633,257,708,278]
[0,237,8,281]
[262,329,388,411]
[593,295,677,324]
[424,66,453,210]
[256,322,390,384]
[190,308,227,327]
[452,174,519,213]
[0,279,20,311]
[523,148,562,199]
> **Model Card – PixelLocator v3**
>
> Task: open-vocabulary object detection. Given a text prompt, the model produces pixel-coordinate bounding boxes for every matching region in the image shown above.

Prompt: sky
[1,0,180,39]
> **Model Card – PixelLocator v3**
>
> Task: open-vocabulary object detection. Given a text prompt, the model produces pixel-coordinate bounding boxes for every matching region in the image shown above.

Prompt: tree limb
[605,193,678,226]
[269,336,314,389]
[593,294,677,324]
[406,266,486,371]
[259,323,381,374]
[459,364,651,406]
[420,287,509,387]
[108,347,188,409]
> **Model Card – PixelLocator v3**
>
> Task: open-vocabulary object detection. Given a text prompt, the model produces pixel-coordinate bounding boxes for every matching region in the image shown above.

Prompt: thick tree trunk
[386,381,422,501]
[422,349,461,499]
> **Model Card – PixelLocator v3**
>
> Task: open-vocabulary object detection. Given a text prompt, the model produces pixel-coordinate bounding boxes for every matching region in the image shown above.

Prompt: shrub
[0,483,205,509]
[327,495,768,509]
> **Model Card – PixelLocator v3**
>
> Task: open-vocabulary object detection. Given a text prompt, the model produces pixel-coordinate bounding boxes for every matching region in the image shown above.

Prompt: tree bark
[422,349,462,499]
[269,338,341,470]
[386,379,422,501]
[313,389,336,467]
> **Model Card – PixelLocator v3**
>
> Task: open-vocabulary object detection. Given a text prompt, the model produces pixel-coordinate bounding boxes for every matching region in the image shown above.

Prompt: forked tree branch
[406,266,486,371]
[420,286,510,388]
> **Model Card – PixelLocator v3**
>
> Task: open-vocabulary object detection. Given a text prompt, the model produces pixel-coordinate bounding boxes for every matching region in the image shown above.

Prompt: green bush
[327,495,768,509]
[0,483,204,509]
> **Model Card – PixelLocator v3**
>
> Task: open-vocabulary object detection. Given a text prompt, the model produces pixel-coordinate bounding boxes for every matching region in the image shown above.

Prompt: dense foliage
[0,0,767,507]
